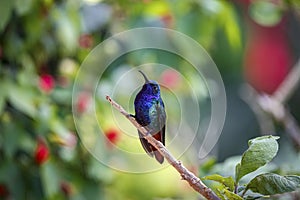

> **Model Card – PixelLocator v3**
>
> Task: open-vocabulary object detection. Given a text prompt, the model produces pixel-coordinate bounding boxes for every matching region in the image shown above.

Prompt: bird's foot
[127,114,135,118]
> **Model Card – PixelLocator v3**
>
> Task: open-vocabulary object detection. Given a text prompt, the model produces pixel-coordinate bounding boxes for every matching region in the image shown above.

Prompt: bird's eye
[153,85,158,93]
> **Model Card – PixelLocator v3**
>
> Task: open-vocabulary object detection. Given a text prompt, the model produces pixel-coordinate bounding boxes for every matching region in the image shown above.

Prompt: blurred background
[1,0,300,199]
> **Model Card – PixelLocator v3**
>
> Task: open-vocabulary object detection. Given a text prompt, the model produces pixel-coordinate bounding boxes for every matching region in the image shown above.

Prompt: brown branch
[106,95,220,200]
[254,58,300,148]
[257,95,300,149]
[240,84,276,135]
[273,59,300,104]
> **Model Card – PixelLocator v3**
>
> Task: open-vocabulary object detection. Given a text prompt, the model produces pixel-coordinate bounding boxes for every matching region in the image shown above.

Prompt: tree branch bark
[106,95,220,200]
[243,58,300,148]
[257,94,300,149]
[273,58,300,104]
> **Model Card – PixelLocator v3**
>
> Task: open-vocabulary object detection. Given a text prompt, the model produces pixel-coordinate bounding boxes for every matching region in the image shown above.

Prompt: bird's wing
[137,101,166,164]
[151,102,166,163]
[138,131,154,157]
[156,102,166,145]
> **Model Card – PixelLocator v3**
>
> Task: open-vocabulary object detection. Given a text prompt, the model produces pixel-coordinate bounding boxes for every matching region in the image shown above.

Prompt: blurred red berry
[38,74,55,94]
[60,181,72,196]
[160,69,181,89]
[0,184,9,197]
[79,34,93,49]
[105,128,120,147]
[244,21,292,94]
[35,139,49,165]
[76,92,92,113]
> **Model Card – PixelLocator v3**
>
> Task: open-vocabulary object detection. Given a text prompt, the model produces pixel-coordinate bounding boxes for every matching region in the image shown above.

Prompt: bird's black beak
[139,70,150,83]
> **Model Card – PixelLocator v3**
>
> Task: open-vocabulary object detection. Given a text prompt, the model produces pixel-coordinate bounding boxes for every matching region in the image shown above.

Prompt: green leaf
[219,1,241,50]
[0,90,5,115]
[51,8,79,55]
[51,88,72,105]
[213,156,241,178]
[14,0,33,16]
[2,122,22,158]
[199,157,216,175]
[0,0,13,31]
[41,161,61,198]
[213,185,242,200]
[87,157,114,183]
[17,54,37,87]
[223,189,243,200]
[245,173,300,195]
[215,190,226,200]
[235,135,279,183]
[202,174,235,191]
[0,72,10,115]
[7,84,37,117]
[81,181,103,200]
[50,120,70,136]
[0,160,26,199]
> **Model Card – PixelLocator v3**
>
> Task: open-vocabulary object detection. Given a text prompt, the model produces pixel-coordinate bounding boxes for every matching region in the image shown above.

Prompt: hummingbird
[133,70,166,164]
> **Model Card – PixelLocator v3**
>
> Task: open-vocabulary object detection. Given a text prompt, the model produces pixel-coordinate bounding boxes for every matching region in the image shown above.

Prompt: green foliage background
[0,0,300,199]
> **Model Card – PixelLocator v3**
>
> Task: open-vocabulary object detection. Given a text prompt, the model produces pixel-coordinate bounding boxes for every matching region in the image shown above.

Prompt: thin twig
[106,95,220,200]
[239,84,276,135]
[273,59,300,104]
[254,58,300,148]
[257,95,300,148]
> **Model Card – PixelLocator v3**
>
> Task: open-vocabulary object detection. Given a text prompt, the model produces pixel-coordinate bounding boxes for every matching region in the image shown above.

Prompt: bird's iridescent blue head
[139,70,161,98]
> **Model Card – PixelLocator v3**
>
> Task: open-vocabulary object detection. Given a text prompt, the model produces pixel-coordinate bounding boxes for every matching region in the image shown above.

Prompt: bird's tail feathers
[138,131,164,164]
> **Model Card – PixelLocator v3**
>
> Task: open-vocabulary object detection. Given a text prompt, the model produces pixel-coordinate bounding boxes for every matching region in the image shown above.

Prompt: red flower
[76,92,92,113]
[0,184,9,197]
[160,69,181,89]
[105,128,120,147]
[78,34,93,49]
[38,74,55,94]
[35,139,49,165]
[244,21,292,94]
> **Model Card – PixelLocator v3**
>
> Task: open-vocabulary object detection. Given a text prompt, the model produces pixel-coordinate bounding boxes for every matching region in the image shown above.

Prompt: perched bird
[133,70,166,164]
